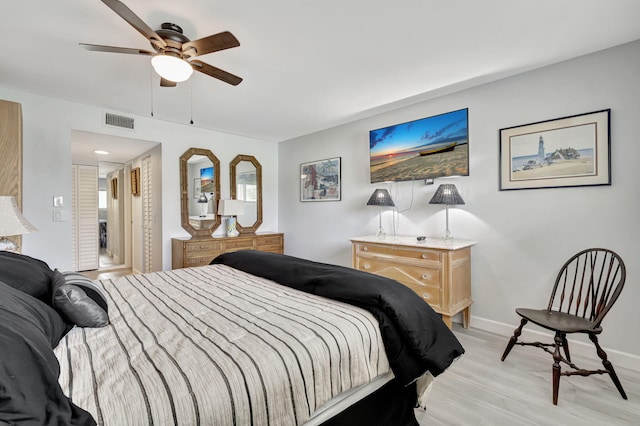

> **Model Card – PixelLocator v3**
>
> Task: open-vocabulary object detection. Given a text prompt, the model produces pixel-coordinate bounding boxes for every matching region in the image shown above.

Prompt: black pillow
[0,250,55,304]
[52,270,109,328]
[0,280,95,425]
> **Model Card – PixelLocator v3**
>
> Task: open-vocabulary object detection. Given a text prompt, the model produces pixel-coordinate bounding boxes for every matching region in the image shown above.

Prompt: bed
[0,250,464,425]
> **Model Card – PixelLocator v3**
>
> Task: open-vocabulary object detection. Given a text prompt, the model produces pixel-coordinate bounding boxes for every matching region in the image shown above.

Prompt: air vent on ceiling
[104,112,135,130]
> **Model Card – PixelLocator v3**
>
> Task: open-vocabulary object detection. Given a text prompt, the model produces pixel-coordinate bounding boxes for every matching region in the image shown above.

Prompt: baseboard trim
[466,315,640,373]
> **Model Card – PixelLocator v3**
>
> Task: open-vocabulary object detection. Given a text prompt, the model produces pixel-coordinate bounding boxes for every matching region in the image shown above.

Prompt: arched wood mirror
[230,154,262,234]
[180,148,221,237]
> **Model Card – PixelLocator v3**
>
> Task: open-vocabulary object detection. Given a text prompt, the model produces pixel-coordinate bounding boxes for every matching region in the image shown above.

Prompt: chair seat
[516,308,602,334]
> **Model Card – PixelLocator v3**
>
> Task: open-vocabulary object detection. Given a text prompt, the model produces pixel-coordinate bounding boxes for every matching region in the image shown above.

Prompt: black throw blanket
[211,250,464,384]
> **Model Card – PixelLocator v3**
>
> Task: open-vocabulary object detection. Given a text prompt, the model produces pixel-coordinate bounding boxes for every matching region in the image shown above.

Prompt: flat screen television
[369,108,469,183]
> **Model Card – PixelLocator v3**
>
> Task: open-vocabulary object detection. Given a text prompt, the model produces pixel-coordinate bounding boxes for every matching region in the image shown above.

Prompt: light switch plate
[53,196,64,207]
[52,208,66,222]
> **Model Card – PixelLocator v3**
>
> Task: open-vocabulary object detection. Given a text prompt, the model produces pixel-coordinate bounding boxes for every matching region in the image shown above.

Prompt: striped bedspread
[54,264,390,426]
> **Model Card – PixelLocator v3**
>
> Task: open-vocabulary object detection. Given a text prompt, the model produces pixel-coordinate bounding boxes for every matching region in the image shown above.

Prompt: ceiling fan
[80,0,242,87]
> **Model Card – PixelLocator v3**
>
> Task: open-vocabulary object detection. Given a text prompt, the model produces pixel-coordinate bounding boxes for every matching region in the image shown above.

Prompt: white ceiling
[2,1,640,143]
[71,130,159,177]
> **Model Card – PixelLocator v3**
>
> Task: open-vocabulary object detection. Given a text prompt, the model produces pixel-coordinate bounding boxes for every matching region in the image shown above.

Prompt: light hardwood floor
[80,249,132,280]
[418,325,639,425]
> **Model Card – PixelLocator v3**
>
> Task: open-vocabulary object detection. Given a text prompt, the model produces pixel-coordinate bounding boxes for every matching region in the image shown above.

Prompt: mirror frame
[230,154,262,234]
[180,147,221,237]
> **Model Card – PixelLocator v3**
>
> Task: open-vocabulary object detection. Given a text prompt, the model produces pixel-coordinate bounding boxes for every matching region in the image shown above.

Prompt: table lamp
[197,193,208,217]
[218,199,245,237]
[0,196,38,252]
[428,184,465,241]
[366,188,395,238]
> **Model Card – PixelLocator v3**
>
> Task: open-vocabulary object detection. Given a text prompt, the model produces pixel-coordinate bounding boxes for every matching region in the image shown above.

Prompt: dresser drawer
[224,238,255,251]
[356,243,441,264]
[256,235,283,248]
[257,244,283,254]
[185,256,216,268]
[401,279,443,311]
[186,240,223,254]
[355,257,443,309]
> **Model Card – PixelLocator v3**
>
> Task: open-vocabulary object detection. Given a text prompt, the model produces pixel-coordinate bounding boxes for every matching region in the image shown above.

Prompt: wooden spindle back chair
[501,248,627,405]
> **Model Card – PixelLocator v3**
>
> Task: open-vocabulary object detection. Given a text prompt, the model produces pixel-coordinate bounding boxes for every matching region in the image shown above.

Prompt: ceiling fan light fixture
[151,54,193,82]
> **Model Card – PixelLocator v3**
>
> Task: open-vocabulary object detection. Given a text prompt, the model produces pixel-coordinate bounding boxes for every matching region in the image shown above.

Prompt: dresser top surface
[172,231,283,242]
[350,235,476,250]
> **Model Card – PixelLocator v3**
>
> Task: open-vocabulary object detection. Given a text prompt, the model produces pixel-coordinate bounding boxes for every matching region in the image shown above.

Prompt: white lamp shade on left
[0,196,37,251]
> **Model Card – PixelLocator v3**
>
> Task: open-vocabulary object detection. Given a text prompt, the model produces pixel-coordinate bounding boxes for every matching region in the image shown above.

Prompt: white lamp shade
[218,199,245,216]
[151,54,193,82]
[0,196,37,236]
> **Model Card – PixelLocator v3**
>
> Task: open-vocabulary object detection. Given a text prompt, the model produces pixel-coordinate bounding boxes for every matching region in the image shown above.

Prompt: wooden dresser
[350,236,476,329]
[172,232,284,269]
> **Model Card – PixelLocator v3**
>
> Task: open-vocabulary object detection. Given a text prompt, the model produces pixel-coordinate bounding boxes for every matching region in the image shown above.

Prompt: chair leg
[561,333,571,362]
[552,332,563,405]
[501,318,527,361]
[589,334,628,400]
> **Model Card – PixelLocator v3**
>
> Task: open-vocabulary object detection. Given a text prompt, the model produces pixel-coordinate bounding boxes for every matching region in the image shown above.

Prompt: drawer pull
[422,273,429,279]
[422,293,430,299]
[363,263,371,270]
[421,253,428,259]
[362,246,368,252]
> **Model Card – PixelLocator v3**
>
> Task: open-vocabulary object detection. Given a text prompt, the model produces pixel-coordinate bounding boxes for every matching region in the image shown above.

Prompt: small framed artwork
[300,157,341,202]
[499,109,610,190]
[200,166,214,193]
[193,178,202,199]
[111,177,118,199]
[130,167,140,196]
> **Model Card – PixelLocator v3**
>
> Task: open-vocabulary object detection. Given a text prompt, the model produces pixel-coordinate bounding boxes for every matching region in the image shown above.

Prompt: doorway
[99,162,127,271]
[71,130,160,274]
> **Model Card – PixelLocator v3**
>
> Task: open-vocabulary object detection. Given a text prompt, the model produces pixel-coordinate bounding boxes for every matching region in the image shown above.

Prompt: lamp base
[226,216,239,237]
[0,237,19,252]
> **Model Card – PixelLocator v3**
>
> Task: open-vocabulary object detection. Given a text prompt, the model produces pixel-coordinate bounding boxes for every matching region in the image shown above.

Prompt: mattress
[54,264,392,425]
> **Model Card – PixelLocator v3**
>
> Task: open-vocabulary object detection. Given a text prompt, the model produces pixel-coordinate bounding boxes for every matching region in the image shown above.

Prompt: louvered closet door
[107,177,118,260]
[141,155,152,273]
[71,165,77,268]
[73,165,99,271]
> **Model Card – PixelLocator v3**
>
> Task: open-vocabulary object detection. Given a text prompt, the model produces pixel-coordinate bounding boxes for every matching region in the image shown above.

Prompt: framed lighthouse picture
[499,109,610,190]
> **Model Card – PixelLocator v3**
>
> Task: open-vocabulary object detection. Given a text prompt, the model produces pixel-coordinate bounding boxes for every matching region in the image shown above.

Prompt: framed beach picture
[300,157,341,202]
[200,166,214,193]
[499,109,610,190]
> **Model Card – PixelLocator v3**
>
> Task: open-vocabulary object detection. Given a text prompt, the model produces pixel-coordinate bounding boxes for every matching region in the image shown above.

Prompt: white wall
[0,87,279,271]
[278,40,640,360]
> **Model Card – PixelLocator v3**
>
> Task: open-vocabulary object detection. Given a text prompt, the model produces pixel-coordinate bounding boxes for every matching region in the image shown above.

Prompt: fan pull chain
[189,79,194,125]
[150,66,154,117]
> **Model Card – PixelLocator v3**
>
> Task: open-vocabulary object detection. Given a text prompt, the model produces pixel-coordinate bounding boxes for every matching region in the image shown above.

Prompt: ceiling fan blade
[79,43,154,55]
[190,60,243,86]
[101,0,166,49]
[182,31,240,58]
[160,78,177,87]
